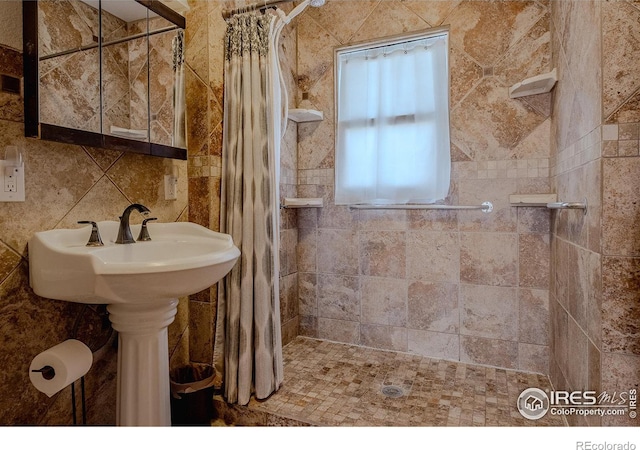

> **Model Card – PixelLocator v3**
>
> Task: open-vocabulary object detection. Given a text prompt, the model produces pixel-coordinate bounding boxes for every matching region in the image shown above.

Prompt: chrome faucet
[116,203,151,244]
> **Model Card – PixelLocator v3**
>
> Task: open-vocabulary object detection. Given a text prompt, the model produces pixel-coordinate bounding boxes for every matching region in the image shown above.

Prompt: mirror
[23,0,187,159]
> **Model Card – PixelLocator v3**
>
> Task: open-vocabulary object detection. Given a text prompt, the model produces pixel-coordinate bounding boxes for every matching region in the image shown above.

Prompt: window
[334,29,451,205]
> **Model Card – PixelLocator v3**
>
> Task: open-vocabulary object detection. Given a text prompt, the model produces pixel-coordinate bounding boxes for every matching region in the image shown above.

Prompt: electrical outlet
[0,160,25,202]
[164,174,178,200]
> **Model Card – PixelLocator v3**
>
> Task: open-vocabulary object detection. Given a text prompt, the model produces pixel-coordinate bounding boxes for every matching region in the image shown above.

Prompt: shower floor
[212,336,565,427]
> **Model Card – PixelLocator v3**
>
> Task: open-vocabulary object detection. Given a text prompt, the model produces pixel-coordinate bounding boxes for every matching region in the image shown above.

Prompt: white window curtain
[335,32,451,205]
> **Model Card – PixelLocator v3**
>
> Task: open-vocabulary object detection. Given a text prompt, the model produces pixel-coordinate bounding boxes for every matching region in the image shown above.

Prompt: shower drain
[381,385,405,398]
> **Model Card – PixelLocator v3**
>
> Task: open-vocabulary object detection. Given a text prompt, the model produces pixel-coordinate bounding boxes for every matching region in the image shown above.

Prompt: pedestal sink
[29,221,240,426]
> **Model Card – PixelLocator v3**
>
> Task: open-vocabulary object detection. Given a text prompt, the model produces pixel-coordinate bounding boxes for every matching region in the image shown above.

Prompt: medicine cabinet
[23,0,188,159]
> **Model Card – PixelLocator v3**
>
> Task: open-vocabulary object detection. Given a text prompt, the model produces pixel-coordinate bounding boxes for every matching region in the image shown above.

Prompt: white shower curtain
[213,10,286,406]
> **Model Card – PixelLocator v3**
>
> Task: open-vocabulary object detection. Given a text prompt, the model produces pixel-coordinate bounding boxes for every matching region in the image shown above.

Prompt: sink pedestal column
[107,299,178,426]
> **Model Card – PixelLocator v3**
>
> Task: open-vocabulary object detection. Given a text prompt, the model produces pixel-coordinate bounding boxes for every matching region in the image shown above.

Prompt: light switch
[164,174,178,200]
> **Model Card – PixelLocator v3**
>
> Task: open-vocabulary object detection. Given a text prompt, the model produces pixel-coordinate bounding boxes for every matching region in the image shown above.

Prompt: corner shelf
[288,109,324,123]
[509,194,557,207]
[509,68,557,99]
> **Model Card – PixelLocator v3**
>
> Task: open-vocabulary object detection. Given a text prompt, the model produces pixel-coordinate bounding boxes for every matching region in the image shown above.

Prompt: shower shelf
[509,68,557,99]
[509,193,557,207]
[288,109,324,123]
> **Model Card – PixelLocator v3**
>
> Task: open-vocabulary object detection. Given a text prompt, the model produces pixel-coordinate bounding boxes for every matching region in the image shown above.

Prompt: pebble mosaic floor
[215,336,565,427]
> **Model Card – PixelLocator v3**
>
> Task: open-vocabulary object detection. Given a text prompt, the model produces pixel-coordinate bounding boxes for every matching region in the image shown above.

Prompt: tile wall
[550,0,640,426]
[293,0,553,373]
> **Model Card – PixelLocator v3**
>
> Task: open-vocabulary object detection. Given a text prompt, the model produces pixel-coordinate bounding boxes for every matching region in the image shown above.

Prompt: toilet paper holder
[31,365,55,380]
[30,339,90,425]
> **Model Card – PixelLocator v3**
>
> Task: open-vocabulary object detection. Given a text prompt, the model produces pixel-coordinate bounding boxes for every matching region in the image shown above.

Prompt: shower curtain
[213,10,285,406]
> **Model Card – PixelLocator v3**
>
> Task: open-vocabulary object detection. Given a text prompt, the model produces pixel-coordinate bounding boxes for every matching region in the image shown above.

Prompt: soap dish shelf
[288,109,324,123]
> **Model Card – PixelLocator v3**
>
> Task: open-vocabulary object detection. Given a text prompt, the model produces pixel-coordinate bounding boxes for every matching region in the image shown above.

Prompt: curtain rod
[222,0,293,19]
[349,202,494,213]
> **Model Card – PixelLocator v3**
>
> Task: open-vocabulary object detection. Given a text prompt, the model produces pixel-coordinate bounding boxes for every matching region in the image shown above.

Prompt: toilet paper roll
[29,339,93,397]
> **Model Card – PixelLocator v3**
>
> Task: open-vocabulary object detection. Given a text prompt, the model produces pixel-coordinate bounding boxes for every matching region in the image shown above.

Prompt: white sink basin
[29,221,240,304]
[29,218,240,426]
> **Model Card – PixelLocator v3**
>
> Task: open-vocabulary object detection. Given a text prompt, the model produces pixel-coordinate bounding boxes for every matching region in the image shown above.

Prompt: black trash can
[170,364,216,426]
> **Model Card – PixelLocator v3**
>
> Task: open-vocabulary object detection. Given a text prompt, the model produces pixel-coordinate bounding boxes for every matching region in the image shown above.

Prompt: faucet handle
[137,217,157,242]
[78,221,104,247]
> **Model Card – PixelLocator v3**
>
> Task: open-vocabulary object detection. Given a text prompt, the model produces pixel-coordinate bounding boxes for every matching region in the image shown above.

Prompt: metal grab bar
[546,198,588,215]
[349,201,493,213]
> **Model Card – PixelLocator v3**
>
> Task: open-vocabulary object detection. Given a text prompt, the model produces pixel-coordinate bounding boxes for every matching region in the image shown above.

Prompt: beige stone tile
[446,0,545,67]
[107,153,188,223]
[280,273,299,324]
[519,288,549,346]
[297,115,335,171]
[512,119,552,160]
[408,329,459,361]
[403,1,462,27]
[226,337,564,426]
[184,0,209,85]
[602,1,640,118]
[458,178,518,233]
[296,227,317,273]
[602,157,640,256]
[495,12,551,89]
[297,14,339,95]
[460,336,518,370]
[303,0,379,45]
[553,237,570,309]
[358,209,407,231]
[518,207,550,234]
[460,232,518,287]
[0,242,20,286]
[185,65,209,156]
[359,230,406,278]
[189,300,213,364]
[407,281,459,333]
[567,245,600,333]
[556,0,601,141]
[449,44,483,107]
[360,324,408,352]
[566,317,589,391]
[550,297,568,376]
[601,353,640,426]
[406,231,459,282]
[298,272,318,318]
[460,284,517,341]
[317,274,360,321]
[188,176,210,227]
[451,78,546,161]
[0,121,104,255]
[607,92,640,124]
[299,315,318,338]
[350,0,427,44]
[317,228,358,275]
[55,176,130,232]
[407,208,458,231]
[317,317,360,344]
[519,233,550,289]
[602,256,640,355]
[280,228,298,276]
[584,158,601,254]
[361,277,407,327]
[518,343,548,374]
